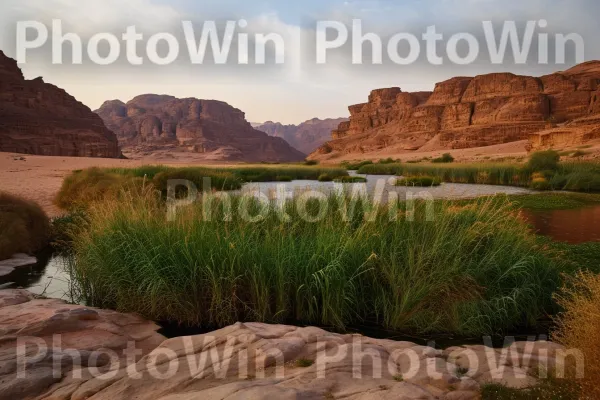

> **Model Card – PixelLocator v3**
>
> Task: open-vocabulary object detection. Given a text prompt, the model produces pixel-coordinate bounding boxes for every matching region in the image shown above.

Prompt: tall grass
[56,165,348,210]
[0,192,50,259]
[553,271,600,398]
[357,161,600,192]
[70,190,561,335]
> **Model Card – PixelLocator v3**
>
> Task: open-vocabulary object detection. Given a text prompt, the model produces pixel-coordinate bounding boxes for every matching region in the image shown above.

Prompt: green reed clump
[0,192,50,259]
[229,166,347,182]
[394,176,441,187]
[343,160,374,170]
[357,155,600,192]
[70,190,561,336]
[358,163,403,175]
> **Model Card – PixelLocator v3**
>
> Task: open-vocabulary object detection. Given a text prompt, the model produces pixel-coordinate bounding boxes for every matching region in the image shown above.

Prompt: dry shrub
[0,192,50,260]
[553,271,600,398]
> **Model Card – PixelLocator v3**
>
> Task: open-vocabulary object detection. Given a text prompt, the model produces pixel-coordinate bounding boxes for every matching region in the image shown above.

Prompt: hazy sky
[1,0,598,124]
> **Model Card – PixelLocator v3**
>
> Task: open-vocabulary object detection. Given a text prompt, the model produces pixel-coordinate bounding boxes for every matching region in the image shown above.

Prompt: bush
[432,153,455,163]
[357,163,403,175]
[344,160,373,170]
[318,173,333,182]
[304,160,319,166]
[378,158,398,164]
[553,271,600,398]
[527,150,560,172]
[530,172,551,191]
[0,192,50,260]
[395,176,441,187]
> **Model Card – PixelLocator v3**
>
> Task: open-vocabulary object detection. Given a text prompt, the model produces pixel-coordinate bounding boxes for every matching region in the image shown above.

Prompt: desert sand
[0,152,237,217]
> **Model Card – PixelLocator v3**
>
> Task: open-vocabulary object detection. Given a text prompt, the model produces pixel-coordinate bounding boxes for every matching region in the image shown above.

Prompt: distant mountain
[95,95,306,162]
[255,118,348,154]
[0,51,119,157]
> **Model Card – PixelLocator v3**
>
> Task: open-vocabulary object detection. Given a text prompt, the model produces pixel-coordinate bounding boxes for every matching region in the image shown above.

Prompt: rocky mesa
[96,95,306,162]
[256,117,348,154]
[310,61,600,161]
[0,51,120,158]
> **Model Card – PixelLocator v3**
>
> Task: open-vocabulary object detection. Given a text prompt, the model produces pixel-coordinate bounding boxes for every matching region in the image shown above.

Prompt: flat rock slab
[0,289,567,400]
[0,254,37,277]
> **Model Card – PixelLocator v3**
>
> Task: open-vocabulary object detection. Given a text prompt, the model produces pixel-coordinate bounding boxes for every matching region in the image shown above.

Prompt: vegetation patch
[333,176,368,183]
[0,192,50,260]
[56,165,349,210]
[70,193,561,336]
[343,160,373,170]
[394,176,441,187]
[432,153,455,163]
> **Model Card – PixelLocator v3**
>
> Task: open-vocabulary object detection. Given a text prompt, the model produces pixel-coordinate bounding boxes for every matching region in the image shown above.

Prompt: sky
[1,0,599,124]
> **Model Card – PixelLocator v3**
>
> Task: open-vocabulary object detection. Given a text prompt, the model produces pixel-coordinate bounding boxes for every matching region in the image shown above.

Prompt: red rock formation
[96,95,306,162]
[256,117,348,154]
[310,61,600,160]
[0,51,120,158]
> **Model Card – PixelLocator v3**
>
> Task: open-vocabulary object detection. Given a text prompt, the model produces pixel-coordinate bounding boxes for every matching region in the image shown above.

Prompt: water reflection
[521,205,600,244]
[0,251,71,299]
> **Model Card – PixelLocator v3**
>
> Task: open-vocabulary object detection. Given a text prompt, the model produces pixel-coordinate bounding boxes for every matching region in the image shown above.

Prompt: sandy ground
[2,140,600,217]
[0,153,236,217]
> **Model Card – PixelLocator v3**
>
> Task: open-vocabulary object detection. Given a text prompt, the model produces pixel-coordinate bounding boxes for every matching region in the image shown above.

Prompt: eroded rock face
[255,118,348,154]
[2,289,567,400]
[0,51,120,158]
[310,61,600,159]
[96,95,306,162]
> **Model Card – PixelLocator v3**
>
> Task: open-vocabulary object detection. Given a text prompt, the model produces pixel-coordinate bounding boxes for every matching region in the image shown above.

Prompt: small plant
[432,153,455,163]
[378,157,397,164]
[333,176,368,183]
[318,173,333,182]
[345,160,373,170]
[395,176,441,187]
[295,358,314,368]
[304,160,319,166]
[530,172,551,191]
[553,271,600,398]
[393,374,404,382]
[572,150,589,158]
[527,150,560,172]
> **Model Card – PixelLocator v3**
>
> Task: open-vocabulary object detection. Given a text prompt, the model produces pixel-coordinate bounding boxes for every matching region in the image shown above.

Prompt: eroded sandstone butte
[310,61,600,160]
[256,117,348,154]
[0,51,120,158]
[96,95,306,162]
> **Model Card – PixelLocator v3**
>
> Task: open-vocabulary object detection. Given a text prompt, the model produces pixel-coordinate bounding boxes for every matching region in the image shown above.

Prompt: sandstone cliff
[255,117,348,154]
[96,95,306,162]
[0,51,120,158]
[310,62,600,160]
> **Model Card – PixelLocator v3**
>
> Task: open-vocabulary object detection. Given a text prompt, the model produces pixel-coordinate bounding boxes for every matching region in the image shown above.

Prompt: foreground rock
[0,289,569,400]
[96,95,306,162]
[310,61,600,161]
[256,118,348,154]
[0,52,120,158]
[0,254,37,277]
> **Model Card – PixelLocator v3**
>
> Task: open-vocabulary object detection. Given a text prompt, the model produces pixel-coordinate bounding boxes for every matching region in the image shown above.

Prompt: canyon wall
[310,61,600,160]
[255,117,348,154]
[96,95,306,162]
[0,51,120,158]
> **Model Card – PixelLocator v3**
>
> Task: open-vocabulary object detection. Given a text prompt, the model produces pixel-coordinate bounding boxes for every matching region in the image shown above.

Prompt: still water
[520,205,600,244]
